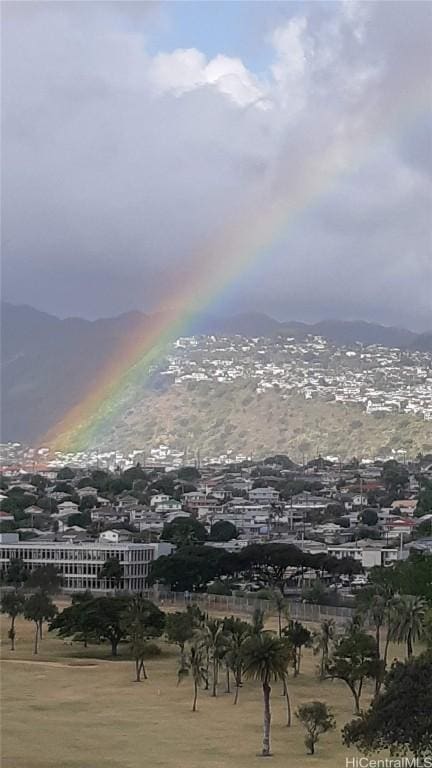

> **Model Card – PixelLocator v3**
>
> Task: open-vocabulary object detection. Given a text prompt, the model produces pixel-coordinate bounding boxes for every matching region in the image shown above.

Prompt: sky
[2,0,432,331]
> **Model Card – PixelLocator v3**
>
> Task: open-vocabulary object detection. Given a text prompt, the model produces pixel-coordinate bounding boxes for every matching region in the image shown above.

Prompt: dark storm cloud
[1,1,431,328]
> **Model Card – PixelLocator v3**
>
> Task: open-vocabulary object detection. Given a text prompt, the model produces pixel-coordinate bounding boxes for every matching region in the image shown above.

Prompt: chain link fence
[148,588,354,625]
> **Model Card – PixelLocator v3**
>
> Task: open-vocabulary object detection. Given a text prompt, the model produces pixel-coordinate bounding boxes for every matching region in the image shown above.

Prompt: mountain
[1,303,152,444]
[410,332,432,352]
[1,301,430,445]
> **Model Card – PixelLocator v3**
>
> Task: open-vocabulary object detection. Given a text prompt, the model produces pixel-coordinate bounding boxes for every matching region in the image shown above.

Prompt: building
[327,539,399,569]
[56,501,79,517]
[0,535,174,592]
[390,499,418,516]
[249,487,280,504]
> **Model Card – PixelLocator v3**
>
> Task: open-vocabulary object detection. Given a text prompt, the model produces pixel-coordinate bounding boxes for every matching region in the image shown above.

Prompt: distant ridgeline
[1,301,431,458]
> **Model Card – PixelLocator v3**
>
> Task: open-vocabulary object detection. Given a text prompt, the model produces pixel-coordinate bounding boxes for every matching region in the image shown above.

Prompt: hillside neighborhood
[164,334,432,420]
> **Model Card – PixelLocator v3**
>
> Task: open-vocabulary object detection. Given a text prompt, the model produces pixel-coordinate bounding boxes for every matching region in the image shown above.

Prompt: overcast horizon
[2,1,432,331]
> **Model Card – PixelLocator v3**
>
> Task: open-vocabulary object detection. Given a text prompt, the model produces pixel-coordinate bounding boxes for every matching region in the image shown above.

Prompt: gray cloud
[2,1,431,329]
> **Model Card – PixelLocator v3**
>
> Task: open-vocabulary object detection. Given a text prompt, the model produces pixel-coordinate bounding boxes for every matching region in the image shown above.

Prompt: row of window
[63,577,147,590]
[0,547,154,563]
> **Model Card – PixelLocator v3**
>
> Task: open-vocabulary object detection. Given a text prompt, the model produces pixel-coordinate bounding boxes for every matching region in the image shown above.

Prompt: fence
[148,588,354,626]
[2,584,354,625]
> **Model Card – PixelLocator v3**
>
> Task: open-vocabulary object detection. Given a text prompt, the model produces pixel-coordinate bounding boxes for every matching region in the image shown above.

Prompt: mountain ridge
[1,301,431,445]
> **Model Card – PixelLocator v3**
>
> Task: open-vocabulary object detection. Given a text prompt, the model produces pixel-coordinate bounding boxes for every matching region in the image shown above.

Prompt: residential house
[56,501,79,517]
[76,486,99,498]
[249,487,280,504]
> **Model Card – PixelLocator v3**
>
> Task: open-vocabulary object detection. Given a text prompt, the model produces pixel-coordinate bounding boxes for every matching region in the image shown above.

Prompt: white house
[150,494,170,508]
[327,540,399,569]
[56,501,79,517]
[154,499,182,514]
[76,486,98,498]
[249,487,280,504]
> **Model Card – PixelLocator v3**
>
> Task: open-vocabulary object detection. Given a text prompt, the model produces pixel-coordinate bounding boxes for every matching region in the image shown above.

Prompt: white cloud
[148,49,266,108]
[2,1,431,329]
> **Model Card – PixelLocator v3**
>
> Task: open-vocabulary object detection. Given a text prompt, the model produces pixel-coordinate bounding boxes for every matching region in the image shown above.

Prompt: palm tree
[1,589,25,650]
[251,607,265,636]
[283,620,312,676]
[198,618,227,696]
[223,618,251,704]
[177,642,208,712]
[313,619,337,680]
[242,633,291,756]
[270,589,289,637]
[390,595,427,659]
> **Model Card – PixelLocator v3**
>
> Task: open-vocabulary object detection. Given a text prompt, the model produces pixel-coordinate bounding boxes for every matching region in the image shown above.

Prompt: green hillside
[98,381,432,461]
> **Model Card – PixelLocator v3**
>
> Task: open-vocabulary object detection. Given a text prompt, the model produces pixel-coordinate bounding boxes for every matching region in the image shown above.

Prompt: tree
[177,641,208,712]
[416,478,432,516]
[355,581,397,693]
[382,461,409,495]
[79,495,97,511]
[359,508,378,527]
[390,595,427,659]
[209,520,238,542]
[242,632,291,756]
[2,492,38,517]
[161,517,207,547]
[198,617,227,697]
[99,557,123,590]
[49,592,95,647]
[24,591,57,654]
[237,543,306,590]
[326,630,379,714]
[86,596,132,656]
[67,511,91,528]
[313,619,337,680]
[51,595,130,656]
[335,557,363,578]
[325,503,346,519]
[343,655,432,758]
[57,467,75,480]
[178,466,201,482]
[223,617,251,704]
[122,596,165,681]
[283,620,312,676]
[165,611,194,663]
[270,588,289,637]
[27,565,62,595]
[296,701,335,755]
[392,553,432,603]
[5,557,28,587]
[123,465,147,485]
[1,589,25,650]
[251,607,265,636]
[30,474,48,492]
[148,545,233,592]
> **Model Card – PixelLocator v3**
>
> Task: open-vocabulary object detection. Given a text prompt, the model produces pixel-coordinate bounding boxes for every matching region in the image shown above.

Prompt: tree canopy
[161,517,207,547]
[343,654,432,758]
[209,520,238,542]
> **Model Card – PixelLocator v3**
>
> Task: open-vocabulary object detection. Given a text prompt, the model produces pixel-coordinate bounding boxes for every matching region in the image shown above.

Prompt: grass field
[1,611,393,768]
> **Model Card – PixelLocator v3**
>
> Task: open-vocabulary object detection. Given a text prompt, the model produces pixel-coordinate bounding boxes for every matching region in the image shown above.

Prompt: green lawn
[1,612,395,768]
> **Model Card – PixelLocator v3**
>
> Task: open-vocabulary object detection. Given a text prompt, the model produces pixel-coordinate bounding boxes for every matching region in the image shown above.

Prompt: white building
[56,501,79,517]
[327,540,399,569]
[249,487,280,504]
[0,535,174,592]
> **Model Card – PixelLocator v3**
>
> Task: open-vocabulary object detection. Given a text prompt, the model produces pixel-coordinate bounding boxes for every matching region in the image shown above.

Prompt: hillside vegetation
[100,382,431,460]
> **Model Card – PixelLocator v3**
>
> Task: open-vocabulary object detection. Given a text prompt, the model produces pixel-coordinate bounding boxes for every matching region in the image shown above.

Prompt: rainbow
[43,77,431,452]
